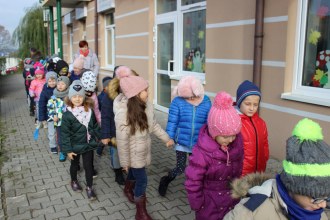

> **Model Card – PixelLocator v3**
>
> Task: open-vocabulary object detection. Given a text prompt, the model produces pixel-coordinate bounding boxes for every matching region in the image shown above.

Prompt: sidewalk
[1,73,325,220]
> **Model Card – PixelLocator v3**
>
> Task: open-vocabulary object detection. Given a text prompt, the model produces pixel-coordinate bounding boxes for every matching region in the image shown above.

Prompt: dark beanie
[236,80,261,108]
[280,118,330,198]
[102,76,112,89]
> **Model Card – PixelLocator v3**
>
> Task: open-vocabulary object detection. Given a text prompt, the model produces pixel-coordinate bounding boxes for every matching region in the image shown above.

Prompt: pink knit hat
[207,91,241,138]
[73,55,84,69]
[115,66,133,79]
[172,75,204,98]
[34,62,45,75]
[120,75,149,99]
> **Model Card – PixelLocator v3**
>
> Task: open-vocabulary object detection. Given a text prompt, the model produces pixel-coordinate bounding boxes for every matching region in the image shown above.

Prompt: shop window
[105,13,115,68]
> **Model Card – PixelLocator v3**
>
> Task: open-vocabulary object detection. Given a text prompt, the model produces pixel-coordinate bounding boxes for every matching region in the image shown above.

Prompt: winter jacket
[101,93,115,139]
[185,124,244,220]
[166,95,211,150]
[89,93,101,125]
[239,111,269,176]
[98,91,106,111]
[69,71,81,82]
[223,173,328,220]
[47,95,66,126]
[38,84,55,121]
[74,49,100,76]
[29,78,46,101]
[60,109,100,154]
[114,93,170,168]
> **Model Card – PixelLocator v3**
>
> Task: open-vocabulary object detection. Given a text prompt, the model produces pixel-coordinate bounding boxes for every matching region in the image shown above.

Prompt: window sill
[281,92,330,107]
[100,67,114,71]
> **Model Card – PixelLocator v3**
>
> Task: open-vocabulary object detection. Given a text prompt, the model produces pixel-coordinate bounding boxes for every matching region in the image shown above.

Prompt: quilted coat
[38,84,55,121]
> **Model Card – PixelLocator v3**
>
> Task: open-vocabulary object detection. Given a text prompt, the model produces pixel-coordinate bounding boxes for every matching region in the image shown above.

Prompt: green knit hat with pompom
[280,118,330,198]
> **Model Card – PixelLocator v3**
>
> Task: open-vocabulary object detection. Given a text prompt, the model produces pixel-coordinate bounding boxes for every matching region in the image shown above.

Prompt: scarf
[67,106,92,142]
[275,175,323,220]
[53,88,69,99]
[80,49,89,57]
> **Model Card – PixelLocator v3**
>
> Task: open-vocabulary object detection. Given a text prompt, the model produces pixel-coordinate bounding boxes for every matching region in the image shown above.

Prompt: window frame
[105,13,115,69]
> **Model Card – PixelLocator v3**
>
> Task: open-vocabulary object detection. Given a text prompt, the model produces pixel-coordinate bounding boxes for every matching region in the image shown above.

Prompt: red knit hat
[120,75,148,99]
[207,91,241,138]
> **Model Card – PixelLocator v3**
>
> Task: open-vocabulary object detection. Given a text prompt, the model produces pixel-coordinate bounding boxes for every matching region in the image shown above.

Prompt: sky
[0,0,40,35]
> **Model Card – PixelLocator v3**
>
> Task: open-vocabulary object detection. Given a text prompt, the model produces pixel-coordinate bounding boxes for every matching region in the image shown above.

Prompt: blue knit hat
[236,80,261,108]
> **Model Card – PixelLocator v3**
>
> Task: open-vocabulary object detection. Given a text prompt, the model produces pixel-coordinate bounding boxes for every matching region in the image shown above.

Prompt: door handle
[167,60,175,76]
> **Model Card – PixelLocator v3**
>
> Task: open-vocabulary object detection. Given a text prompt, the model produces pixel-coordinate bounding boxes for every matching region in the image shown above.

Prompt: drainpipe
[56,0,63,59]
[253,0,265,88]
[49,6,55,55]
[94,0,99,55]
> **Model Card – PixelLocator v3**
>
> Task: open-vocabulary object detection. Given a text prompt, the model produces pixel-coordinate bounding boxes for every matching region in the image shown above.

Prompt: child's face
[35,74,43,79]
[215,135,236,147]
[138,88,148,103]
[71,95,84,107]
[48,78,57,88]
[73,67,82,75]
[290,193,328,211]
[57,81,67,92]
[239,95,260,117]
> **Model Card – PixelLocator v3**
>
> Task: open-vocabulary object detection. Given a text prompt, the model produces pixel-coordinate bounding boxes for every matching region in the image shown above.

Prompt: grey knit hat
[68,80,85,100]
[280,118,330,198]
[57,76,70,89]
[46,71,58,82]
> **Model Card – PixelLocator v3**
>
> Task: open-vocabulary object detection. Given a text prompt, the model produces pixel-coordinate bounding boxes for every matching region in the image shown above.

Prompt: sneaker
[71,181,82,192]
[34,119,38,126]
[50,148,58,154]
[59,152,67,162]
[93,170,98,179]
[86,187,97,201]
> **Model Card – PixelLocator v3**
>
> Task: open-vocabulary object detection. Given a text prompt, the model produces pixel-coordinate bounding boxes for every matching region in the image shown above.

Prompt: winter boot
[158,174,176,197]
[86,186,97,201]
[134,194,152,220]
[124,180,135,203]
[114,168,125,185]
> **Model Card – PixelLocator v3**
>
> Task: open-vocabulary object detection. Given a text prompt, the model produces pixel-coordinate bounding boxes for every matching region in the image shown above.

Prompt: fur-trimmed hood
[230,172,275,199]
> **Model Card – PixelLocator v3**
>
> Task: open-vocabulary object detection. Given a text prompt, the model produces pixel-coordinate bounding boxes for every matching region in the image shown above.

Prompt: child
[114,75,174,219]
[185,91,244,220]
[158,75,211,197]
[80,70,101,125]
[224,118,330,220]
[55,59,70,77]
[22,58,35,116]
[235,80,269,176]
[47,76,70,161]
[70,56,84,82]
[38,71,58,153]
[97,76,112,111]
[61,80,100,201]
[29,62,46,124]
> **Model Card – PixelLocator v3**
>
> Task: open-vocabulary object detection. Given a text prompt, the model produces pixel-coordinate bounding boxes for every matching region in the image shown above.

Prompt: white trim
[62,32,67,35]
[86,24,94,28]
[116,55,149,60]
[206,16,288,29]
[261,61,286,67]
[116,32,149,39]
[206,58,285,67]
[88,7,94,12]
[281,92,330,107]
[115,7,149,19]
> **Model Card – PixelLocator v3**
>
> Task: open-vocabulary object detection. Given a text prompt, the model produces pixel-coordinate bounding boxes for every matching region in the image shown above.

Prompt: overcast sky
[0,0,40,35]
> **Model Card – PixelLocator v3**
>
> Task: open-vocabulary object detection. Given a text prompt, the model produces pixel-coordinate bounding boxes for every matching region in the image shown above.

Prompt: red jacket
[240,112,269,176]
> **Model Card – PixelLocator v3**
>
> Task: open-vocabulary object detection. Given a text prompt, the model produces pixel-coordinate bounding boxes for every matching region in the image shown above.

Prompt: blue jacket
[166,95,211,150]
[101,93,115,139]
[69,71,80,82]
[38,84,55,121]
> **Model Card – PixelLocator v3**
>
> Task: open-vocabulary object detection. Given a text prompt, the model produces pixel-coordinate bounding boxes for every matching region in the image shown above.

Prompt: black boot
[114,168,125,185]
[158,174,175,197]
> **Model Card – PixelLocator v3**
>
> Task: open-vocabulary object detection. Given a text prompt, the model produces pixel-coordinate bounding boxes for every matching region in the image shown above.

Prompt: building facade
[41,0,330,160]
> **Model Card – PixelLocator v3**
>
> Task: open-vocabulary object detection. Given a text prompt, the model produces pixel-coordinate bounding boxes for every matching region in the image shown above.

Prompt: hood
[230,172,275,199]
[113,93,127,113]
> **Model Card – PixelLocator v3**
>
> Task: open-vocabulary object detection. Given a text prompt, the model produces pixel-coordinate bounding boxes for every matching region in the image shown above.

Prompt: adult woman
[74,40,100,77]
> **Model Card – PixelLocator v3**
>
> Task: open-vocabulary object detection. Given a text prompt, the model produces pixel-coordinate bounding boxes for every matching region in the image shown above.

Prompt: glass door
[154,16,177,111]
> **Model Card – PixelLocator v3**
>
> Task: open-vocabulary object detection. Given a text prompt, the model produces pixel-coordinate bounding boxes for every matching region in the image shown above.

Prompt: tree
[12,3,47,59]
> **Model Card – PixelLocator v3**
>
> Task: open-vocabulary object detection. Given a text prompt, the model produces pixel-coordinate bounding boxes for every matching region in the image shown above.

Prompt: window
[282,0,330,106]
[105,13,115,68]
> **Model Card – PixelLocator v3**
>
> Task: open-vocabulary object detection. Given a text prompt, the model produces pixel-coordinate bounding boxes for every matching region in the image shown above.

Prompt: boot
[158,174,175,197]
[135,194,152,220]
[124,180,135,203]
[114,168,125,185]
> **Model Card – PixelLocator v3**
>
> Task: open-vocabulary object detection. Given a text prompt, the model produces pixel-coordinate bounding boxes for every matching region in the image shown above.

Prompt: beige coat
[113,93,170,168]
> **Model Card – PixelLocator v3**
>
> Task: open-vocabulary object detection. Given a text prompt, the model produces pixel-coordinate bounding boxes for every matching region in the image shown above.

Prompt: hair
[64,96,94,111]
[79,40,89,48]
[126,95,149,135]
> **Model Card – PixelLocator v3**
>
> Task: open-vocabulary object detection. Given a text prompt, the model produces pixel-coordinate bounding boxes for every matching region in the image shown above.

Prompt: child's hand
[67,152,77,160]
[122,166,129,174]
[53,115,58,122]
[110,137,117,147]
[166,139,174,148]
[101,138,110,145]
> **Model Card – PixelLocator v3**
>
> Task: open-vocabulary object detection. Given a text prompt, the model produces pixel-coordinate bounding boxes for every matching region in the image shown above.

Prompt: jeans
[48,121,56,149]
[109,146,121,169]
[70,150,94,187]
[127,168,147,198]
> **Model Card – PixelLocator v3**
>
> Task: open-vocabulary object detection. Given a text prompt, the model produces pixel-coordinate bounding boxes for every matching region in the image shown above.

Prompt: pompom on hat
[236,80,261,108]
[207,91,241,138]
[68,80,85,100]
[172,75,204,98]
[120,75,148,99]
[280,118,330,198]
[115,66,133,79]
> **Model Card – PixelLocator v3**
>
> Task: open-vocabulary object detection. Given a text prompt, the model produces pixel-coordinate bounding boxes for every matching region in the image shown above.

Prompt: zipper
[190,106,196,147]
[250,117,258,172]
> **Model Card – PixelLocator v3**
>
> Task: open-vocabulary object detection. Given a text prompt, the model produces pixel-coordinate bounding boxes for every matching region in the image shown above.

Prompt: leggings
[70,150,94,187]
[169,150,191,178]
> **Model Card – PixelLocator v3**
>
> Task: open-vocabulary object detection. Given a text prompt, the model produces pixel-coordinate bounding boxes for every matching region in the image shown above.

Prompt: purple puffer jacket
[185,124,244,220]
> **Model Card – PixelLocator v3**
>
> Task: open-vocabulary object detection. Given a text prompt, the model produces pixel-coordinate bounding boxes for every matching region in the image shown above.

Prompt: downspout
[49,6,55,55]
[56,0,63,59]
[94,0,99,55]
[253,0,265,88]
